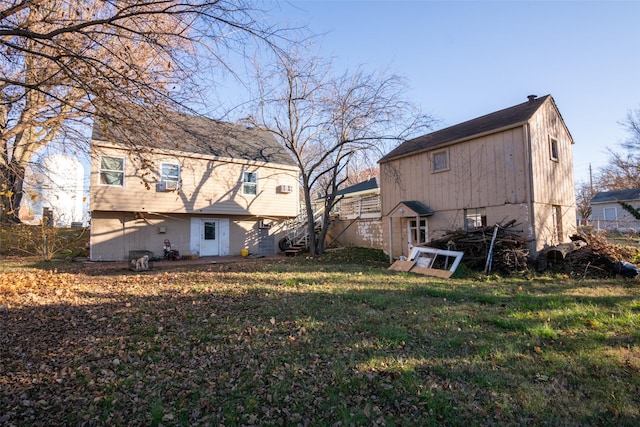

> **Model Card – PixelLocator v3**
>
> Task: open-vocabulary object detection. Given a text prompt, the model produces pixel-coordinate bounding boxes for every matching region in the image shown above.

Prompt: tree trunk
[0,161,25,223]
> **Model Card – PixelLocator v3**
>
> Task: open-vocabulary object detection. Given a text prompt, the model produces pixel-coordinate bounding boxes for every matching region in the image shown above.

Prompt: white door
[200,220,219,256]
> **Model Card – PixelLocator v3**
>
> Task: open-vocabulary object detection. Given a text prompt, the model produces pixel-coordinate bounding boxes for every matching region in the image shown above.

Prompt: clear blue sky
[253,0,640,185]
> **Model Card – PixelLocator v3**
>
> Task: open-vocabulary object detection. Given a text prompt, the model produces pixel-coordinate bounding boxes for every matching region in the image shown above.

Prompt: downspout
[388,217,393,264]
[524,124,536,252]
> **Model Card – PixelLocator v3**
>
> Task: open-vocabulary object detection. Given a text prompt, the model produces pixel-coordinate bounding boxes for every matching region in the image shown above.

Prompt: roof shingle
[380,95,551,163]
[92,110,295,166]
[590,188,640,204]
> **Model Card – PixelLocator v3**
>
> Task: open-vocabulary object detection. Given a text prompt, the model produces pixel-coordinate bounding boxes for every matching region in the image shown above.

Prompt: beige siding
[90,211,290,261]
[90,211,194,261]
[528,101,577,249]
[327,218,384,249]
[381,127,529,220]
[90,144,299,218]
[380,97,577,259]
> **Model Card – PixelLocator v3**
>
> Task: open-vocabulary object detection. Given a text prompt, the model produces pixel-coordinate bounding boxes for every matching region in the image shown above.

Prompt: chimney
[527,94,537,103]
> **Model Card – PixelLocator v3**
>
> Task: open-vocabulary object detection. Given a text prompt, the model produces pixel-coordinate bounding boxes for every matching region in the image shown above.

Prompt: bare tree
[575,179,600,221]
[593,107,640,192]
[0,0,284,222]
[248,50,431,256]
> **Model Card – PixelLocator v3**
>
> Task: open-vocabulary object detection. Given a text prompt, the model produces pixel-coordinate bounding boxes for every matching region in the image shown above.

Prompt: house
[589,188,640,232]
[20,153,87,227]
[89,111,299,261]
[379,95,576,260]
[322,177,384,249]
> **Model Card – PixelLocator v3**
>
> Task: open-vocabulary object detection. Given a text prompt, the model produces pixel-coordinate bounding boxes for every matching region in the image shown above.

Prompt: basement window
[464,208,487,231]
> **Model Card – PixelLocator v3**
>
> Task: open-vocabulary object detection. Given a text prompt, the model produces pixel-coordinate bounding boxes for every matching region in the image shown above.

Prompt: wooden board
[388,260,416,272]
[410,266,454,279]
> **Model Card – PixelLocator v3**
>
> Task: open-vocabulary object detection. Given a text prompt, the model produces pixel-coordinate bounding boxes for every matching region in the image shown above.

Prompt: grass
[1,250,640,425]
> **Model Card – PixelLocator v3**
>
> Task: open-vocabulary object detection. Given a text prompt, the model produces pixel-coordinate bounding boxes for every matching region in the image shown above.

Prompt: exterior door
[407,217,429,254]
[200,220,219,256]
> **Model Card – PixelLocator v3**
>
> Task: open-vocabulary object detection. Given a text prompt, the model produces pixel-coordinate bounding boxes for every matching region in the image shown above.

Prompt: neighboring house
[379,95,576,259]
[90,111,299,261]
[589,188,640,232]
[20,153,87,227]
[322,177,384,249]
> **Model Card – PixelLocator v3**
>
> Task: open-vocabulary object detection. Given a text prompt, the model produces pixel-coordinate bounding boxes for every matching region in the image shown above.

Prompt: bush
[0,224,89,259]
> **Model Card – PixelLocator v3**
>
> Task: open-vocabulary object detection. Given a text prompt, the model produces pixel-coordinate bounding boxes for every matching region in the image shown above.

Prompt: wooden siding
[380,97,577,258]
[381,126,529,220]
[90,144,299,218]
[528,100,577,250]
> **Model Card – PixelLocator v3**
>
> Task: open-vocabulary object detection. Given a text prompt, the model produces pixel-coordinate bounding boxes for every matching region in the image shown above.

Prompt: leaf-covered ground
[1,254,640,426]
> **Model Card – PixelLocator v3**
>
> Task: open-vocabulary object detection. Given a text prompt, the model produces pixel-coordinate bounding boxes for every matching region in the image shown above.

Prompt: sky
[243,0,640,185]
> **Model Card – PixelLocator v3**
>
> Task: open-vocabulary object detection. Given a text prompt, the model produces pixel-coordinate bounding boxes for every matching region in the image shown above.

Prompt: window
[603,207,617,221]
[432,150,448,172]
[204,221,216,240]
[99,156,124,186]
[549,137,559,161]
[409,218,428,246]
[243,171,257,195]
[464,208,487,231]
[161,163,180,183]
[552,205,563,243]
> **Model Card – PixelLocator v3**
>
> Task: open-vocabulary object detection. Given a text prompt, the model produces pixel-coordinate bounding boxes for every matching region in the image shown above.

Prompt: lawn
[1,250,639,426]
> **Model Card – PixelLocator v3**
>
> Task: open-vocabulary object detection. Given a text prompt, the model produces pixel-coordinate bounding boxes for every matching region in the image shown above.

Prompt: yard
[1,249,639,426]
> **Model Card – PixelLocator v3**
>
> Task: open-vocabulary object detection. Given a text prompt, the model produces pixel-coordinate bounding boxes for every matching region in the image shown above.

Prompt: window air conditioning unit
[156,181,179,192]
[279,184,293,193]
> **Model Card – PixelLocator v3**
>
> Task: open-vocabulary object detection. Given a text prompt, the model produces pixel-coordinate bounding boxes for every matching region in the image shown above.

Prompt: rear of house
[90,112,299,261]
[379,95,576,260]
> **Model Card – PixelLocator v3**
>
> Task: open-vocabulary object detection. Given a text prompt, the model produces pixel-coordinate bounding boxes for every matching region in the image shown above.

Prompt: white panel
[190,217,200,256]
[219,218,230,256]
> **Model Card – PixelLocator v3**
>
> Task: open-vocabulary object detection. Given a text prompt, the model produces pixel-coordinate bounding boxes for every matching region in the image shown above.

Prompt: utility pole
[589,163,593,193]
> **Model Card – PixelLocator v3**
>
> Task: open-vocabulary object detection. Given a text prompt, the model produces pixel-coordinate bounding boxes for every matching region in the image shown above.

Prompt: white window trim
[99,155,125,187]
[160,162,180,183]
[242,170,258,196]
[549,136,559,162]
[603,207,617,221]
[431,149,449,173]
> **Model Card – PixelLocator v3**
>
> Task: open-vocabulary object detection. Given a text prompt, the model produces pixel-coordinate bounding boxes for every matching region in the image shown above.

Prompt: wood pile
[550,233,639,278]
[426,220,530,273]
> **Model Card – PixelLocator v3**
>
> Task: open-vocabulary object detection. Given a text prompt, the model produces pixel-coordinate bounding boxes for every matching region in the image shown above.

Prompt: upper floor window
[243,171,257,195]
[549,137,559,161]
[432,150,449,172]
[161,163,180,183]
[99,156,124,186]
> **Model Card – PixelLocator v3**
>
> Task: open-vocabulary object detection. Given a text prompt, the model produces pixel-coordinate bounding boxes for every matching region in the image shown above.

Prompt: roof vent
[527,94,537,103]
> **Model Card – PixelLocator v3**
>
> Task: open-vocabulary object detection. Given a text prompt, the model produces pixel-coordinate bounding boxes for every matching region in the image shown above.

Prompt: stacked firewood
[426,220,530,273]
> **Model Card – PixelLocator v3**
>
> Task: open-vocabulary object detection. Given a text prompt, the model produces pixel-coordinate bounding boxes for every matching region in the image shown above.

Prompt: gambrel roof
[92,110,295,166]
[380,95,568,163]
[590,188,640,204]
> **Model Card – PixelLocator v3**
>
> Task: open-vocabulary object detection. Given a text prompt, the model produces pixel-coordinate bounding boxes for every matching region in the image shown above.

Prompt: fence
[336,194,381,219]
[578,218,640,233]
